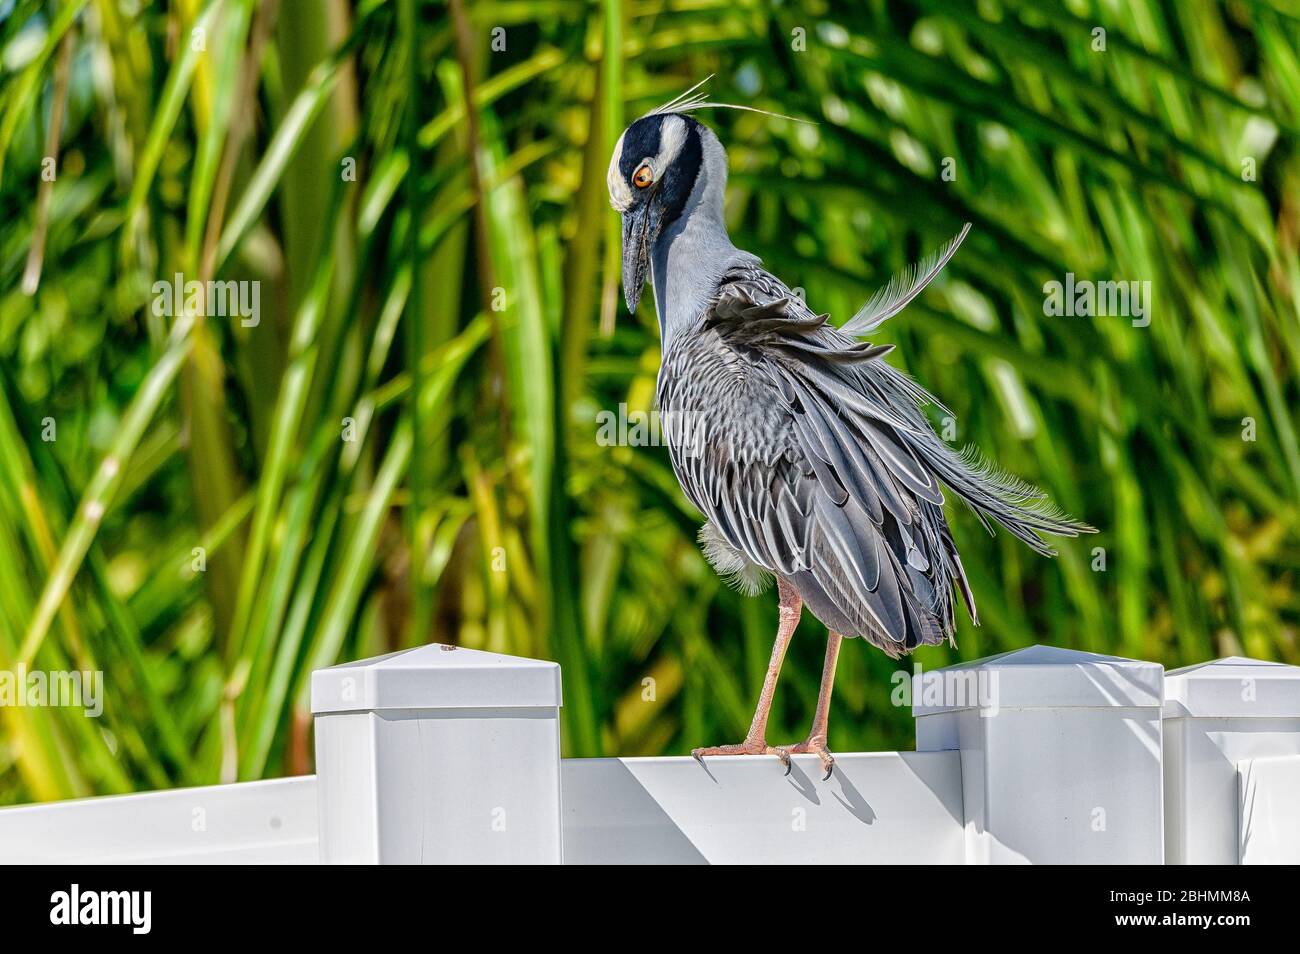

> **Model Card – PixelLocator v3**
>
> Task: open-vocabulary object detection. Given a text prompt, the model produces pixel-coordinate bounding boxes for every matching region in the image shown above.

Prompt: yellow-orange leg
[692,578,802,770]
[777,630,843,779]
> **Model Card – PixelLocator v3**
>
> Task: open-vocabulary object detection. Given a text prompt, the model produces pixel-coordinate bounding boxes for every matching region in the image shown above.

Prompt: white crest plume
[644,74,814,125]
[842,223,972,336]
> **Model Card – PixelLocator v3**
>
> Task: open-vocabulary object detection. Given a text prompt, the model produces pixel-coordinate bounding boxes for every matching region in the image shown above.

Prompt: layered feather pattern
[660,256,1093,657]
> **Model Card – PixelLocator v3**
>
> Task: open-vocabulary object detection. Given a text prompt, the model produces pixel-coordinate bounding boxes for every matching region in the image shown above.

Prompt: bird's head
[607,111,718,314]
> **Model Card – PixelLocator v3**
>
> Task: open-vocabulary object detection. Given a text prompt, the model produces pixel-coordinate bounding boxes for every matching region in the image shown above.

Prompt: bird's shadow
[784,759,877,826]
[831,770,877,825]
[690,754,877,826]
[784,760,821,804]
[693,757,720,784]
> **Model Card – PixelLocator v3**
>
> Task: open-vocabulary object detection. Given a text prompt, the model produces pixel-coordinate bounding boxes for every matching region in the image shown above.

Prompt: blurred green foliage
[0,0,1296,802]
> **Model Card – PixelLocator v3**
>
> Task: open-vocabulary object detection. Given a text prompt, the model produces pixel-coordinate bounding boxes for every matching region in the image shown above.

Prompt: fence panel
[0,777,317,864]
[560,752,963,864]
[1238,754,1300,864]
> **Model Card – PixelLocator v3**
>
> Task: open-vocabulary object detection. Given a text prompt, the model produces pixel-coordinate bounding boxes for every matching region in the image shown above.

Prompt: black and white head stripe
[606,113,695,212]
[608,78,810,213]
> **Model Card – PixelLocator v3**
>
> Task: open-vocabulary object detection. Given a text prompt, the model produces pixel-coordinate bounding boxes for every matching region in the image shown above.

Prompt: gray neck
[650,130,757,352]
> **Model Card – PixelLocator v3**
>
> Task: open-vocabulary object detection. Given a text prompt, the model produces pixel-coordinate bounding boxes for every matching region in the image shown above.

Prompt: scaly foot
[775,737,835,779]
[692,739,790,771]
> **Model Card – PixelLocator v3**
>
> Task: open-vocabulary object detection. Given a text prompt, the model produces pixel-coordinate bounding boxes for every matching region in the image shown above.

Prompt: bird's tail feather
[920,438,1095,556]
[857,348,1095,556]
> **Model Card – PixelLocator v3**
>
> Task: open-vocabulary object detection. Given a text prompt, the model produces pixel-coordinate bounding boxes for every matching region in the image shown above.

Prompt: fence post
[913,645,1165,864]
[311,643,564,864]
[1162,656,1300,864]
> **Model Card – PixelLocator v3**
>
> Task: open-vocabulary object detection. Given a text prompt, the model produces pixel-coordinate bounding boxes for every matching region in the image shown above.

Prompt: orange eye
[633,165,654,188]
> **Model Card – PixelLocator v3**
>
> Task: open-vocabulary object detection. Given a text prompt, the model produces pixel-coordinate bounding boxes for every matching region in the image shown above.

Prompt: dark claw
[784,761,792,777]
[822,765,833,781]
[693,751,705,766]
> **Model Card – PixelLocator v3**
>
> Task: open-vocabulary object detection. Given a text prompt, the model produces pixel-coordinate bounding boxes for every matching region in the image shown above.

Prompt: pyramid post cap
[1163,655,1300,719]
[911,644,1163,716]
[311,643,562,714]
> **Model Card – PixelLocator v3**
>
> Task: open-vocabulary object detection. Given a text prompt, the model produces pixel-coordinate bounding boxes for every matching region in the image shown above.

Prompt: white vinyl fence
[1,644,1297,864]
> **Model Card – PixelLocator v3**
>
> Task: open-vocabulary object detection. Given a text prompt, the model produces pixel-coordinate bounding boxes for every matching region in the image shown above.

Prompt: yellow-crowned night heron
[608,91,1094,778]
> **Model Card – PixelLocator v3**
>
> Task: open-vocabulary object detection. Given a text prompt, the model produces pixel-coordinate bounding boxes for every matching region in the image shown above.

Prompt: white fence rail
[0,645,1297,864]
[560,751,963,864]
[0,777,318,864]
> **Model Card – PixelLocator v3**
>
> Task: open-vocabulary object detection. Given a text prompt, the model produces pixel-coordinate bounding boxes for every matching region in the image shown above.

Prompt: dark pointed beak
[620,202,654,315]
